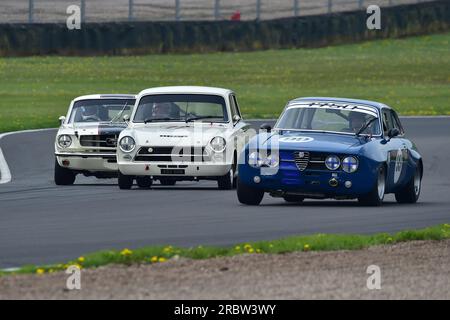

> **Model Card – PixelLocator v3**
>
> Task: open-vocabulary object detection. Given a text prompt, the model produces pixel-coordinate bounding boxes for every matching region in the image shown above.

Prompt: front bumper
[238,160,379,198]
[117,160,231,178]
[56,152,117,172]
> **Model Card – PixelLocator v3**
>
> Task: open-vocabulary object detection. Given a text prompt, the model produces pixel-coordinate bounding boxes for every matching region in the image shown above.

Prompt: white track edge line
[0,128,56,184]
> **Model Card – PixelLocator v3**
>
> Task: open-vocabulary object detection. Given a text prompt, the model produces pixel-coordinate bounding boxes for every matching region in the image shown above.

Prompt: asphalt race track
[0,119,449,268]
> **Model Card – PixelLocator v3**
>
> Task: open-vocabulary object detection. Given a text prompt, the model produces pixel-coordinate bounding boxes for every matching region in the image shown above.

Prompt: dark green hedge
[0,1,448,56]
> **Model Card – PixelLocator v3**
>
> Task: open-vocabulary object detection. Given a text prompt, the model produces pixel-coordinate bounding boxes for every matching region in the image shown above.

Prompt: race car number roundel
[394,149,403,184]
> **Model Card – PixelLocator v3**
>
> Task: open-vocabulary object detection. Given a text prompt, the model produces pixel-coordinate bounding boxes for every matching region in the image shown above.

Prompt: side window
[382,110,393,136]
[232,95,242,118]
[391,111,404,135]
[229,94,241,122]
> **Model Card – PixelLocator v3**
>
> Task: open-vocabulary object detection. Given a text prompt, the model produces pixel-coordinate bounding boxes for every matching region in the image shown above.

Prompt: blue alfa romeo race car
[237,97,423,206]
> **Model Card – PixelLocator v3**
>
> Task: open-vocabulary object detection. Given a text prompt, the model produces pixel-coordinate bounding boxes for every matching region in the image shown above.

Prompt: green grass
[1,223,449,276]
[0,33,449,133]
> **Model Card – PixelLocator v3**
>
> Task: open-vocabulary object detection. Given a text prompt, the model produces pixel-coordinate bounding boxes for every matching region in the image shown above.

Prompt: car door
[382,109,406,191]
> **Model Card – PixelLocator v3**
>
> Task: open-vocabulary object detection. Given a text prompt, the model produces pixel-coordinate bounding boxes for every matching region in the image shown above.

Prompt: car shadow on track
[259,200,433,208]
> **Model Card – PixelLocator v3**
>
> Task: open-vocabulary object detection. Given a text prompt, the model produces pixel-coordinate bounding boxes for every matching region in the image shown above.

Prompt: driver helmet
[81,105,98,117]
[152,103,172,118]
[349,111,366,132]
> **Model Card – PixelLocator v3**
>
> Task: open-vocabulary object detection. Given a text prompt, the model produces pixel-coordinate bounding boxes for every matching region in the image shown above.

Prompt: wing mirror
[233,114,241,123]
[388,128,400,139]
[123,114,130,123]
[58,116,66,125]
[260,123,272,132]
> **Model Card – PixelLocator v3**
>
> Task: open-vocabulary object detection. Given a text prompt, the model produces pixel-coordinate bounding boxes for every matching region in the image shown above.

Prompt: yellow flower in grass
[158,257,167,263]
[150,256,158,263]
[120,248,133,256]
[36,269,45,275]
[163,246,173,253]
[78,257,85,263]
[256,249,262,254]
[235,246,241,251]
[248,248,254,254]
[244,244,252,250]
[303,244,310,252]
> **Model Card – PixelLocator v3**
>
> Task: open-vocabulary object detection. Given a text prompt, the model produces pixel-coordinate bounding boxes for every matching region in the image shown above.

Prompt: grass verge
[0,32,449,133]
[1,223,449,277]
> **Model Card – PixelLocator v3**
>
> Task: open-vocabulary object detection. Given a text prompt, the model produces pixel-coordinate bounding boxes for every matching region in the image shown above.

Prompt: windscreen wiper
[144,117,177,124]
[185,116,221,123]
[357,117,377,136]
[110,102,129,123]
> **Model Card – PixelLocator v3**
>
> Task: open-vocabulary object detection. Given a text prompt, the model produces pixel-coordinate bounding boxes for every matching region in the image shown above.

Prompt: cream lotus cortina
[117,86,255,190]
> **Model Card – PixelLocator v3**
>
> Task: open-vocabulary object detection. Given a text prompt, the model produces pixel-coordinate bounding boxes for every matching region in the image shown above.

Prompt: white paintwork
[118,86,254,179]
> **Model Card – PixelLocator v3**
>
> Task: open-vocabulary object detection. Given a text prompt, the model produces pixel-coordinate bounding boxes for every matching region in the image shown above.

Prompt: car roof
[73,94,136,102]
[137,86,234,97]
[289,97,391,110]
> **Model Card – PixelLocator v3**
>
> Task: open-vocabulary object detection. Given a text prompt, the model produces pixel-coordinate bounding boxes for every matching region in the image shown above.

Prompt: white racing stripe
[0,128,56,184]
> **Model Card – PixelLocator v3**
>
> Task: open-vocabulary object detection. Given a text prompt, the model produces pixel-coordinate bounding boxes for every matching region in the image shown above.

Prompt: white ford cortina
[117,86,255,190]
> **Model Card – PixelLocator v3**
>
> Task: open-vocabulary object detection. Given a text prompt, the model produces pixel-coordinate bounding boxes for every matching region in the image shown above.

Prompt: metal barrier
[0,0,433,24]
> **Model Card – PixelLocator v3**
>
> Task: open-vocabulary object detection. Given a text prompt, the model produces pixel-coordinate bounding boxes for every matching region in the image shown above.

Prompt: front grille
[80,135,118,148]
[294,151,330,171]
[134,146,209,162]
[294,151,310,171]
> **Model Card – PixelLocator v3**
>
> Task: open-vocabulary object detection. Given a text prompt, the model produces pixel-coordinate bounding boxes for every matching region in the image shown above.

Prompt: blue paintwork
[238,98,422,199]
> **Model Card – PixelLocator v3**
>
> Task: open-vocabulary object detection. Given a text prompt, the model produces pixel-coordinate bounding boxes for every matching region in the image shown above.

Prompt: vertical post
[256,0,261,21]
[328,0,332,14]
[214,0,220,20]
[129,0,134,21]
[81,0,86,23]
[175,0,181,21]
[294,0,299,17]
[28,0,34,23]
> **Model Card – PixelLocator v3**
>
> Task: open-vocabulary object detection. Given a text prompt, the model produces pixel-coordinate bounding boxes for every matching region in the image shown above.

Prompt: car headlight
[210,136,226,153]
[249,151,262,168]
[58,135,72,148]
[325,155,341,171]
[119,136,136,153]
[249,152,279,168]
[264,153,279,168]
[342,156,359,173]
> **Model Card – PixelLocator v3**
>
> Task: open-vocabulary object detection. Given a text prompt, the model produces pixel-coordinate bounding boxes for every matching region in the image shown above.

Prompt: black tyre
[218,158,237,190]
[118,171,134,190]
[283,195,305,203]
[395,165,422,204]
[160,178,176,186]
[136,176,152,189]
[54,159,76,186]
[358,165,386,206]
[237,177,264,205]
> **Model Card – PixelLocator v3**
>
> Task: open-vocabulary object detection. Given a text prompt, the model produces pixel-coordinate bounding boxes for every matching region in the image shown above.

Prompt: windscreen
[275,106,381,135]
[69,99,135,123]
[133,94,228,123]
